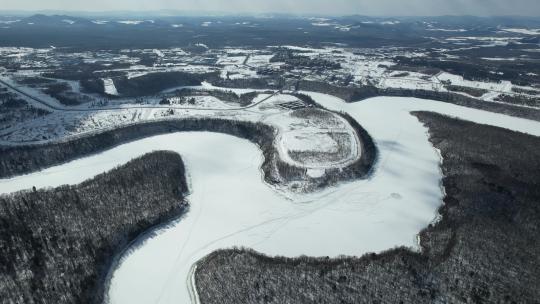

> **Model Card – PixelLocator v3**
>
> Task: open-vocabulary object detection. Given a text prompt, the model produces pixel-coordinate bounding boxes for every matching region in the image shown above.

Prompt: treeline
[312,111,377,189]
[495,94,540,108]
[42,63,130,81]
[297,80,540,121]
[42,65,102,81]
[160,88,267,107]
[0,119,272,180]
[0,119,293,189]
[80,78,105,95]
[80,71,219,98]
[43,82,91,106]
[195,112,540,304]
[0,151,189,304]
[0,92,50,129]
[196,247,428,304]
[0,114,376,193]
[112,71,212,97]
[444,84,487,98]
[210,76,286,90]
[0,91,28,108]
[291,93,319,107]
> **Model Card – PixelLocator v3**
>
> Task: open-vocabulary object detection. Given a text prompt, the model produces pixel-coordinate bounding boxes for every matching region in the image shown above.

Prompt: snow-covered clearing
[247,54,274,66]
[282,132,338,153]
[0,20,20,25]
[102,78,119,96]
[1,93,540,304]
[481,57,518,61]
[427,28,467,32]
[220,65,258,79]
[437,72,513,93]
[502,28,540,35]
[117,20,144,25]
[382,77,441,91]
[216,56,246,65]
[98,65,216,80]
[260,102,360,168]
[166,96,234,109]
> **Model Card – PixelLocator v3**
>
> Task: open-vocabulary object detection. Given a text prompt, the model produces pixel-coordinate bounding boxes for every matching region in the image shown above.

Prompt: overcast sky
[1,0,540,16]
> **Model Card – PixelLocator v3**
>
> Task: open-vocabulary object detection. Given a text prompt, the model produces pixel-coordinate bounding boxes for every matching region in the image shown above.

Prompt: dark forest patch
[0,151,189,304]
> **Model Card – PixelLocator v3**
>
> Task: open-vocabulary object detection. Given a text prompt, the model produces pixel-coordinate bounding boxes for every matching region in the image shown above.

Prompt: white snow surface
[282,132,338,153]
[502,28,540,35]
[103,78,119,96]
[437,72,513,93]
[1,94,540,304]
[426,28,467,32]
[117,20,144,25]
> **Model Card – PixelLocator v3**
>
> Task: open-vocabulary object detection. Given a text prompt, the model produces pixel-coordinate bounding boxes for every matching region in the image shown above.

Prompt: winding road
[0,77,280,113]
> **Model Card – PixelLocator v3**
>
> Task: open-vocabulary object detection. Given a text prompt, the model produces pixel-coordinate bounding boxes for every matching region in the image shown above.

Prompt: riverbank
[194,111,540,304]
[0,151,189,304]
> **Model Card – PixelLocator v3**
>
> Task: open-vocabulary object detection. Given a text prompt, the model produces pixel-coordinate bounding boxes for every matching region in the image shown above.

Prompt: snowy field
[102,78,118,96]
[1,94,540,304]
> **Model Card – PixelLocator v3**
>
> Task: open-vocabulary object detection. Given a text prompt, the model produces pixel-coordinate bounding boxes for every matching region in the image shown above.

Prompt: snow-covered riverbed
[1,93,540,304]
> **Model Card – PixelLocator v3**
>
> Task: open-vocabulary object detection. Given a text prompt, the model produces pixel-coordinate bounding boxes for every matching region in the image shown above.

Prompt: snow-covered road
[1,93,540,304]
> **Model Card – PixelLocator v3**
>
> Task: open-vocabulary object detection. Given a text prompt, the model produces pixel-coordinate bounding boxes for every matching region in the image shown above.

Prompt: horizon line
[0,9,539,18]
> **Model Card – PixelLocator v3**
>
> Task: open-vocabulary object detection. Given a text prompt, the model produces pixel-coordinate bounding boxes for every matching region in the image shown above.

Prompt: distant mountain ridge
[0,14,537,49]
[4,14,540,29]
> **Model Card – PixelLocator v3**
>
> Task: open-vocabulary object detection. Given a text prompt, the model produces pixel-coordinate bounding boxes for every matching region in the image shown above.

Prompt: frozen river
[1,93,539,304]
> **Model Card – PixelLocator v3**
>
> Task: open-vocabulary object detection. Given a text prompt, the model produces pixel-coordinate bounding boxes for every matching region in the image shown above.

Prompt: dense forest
[78,71,217,98]
[270,48,341,70]
[42,82,92,106]
[0,89,50,129]
[112,71,213,97]
[194,112,540,304]
[0,151,189,304]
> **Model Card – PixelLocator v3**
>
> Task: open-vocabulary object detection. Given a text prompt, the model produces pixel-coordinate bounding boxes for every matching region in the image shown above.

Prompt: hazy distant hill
[0,14,537,49]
